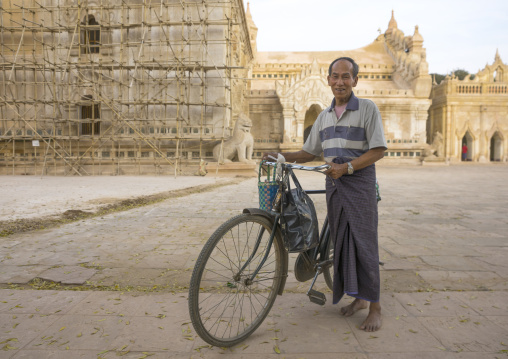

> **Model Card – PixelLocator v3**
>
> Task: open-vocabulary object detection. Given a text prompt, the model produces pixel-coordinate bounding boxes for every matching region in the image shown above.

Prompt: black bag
[280,168,319,253]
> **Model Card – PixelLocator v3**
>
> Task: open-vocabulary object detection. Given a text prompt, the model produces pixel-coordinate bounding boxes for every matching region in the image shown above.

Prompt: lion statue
[213,113,255,164]
[422,131,444,158]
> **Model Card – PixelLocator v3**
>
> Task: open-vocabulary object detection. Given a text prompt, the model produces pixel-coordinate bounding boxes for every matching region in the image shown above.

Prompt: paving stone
[67,292,189,318]
[0,313,61,353]
[348,315,443,353]
[0,265,51,284]
[419,256,488,271]
[380,270,431,292]
[454,291,508,316]
[393,292,483,317]
[417,270,504,291]
[0,240,21,249]
[38,266,97,285]
[88,267,185,287]
[11,349,104,358]
[486,315,508,331]
[0,290,90,315]
[418,316,508,353]
[378,248,432,271]
[370,353,499,359]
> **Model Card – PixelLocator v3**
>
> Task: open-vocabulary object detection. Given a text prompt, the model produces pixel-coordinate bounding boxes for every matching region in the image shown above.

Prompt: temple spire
[495,48,501,62]
[245,2,258,58]
[413,25,423,42]
[388,10,398,30]
[246,2,254,25]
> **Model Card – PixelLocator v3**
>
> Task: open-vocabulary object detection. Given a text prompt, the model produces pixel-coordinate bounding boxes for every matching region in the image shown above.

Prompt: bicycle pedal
[307,289,326,306]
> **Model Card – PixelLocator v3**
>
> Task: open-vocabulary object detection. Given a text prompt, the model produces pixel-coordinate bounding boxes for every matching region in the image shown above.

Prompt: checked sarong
[326,156,380,304]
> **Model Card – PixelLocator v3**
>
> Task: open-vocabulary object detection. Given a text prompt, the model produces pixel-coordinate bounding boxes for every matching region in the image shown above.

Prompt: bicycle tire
[188,213,284,347]
[322,229,334,291]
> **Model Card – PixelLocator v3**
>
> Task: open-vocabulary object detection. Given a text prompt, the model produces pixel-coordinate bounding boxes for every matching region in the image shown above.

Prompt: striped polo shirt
[303,92,387,162]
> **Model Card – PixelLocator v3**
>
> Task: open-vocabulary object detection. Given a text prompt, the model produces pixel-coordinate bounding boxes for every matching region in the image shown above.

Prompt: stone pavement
[0,175,231,221]
[1,164,508,358]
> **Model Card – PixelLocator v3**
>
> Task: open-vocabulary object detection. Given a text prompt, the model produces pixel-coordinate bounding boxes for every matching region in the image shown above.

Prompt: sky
[244,0,508,75]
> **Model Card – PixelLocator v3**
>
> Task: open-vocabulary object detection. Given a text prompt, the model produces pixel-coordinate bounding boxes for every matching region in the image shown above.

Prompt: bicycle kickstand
[307,265,327,306]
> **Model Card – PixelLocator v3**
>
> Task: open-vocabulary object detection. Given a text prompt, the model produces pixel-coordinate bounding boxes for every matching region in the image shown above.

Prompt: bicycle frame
[241,208,288,295]
[237,212,281,283]
[239,162,331,295]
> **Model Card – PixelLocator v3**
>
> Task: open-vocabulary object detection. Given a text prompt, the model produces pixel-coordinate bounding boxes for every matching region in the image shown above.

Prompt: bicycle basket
[258,162,279,212]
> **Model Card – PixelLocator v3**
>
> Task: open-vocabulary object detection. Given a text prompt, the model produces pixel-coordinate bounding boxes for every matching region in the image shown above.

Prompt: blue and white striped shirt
[302,92,387,162]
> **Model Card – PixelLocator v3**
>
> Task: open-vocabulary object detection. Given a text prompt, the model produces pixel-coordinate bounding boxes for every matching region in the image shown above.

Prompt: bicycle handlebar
[262,161,330,173]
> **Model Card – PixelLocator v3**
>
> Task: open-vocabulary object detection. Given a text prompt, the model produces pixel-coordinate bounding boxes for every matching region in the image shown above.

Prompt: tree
[452,69,476,81]
[430,73,446,84]
[430,69,476,85]
[452,69,469,80]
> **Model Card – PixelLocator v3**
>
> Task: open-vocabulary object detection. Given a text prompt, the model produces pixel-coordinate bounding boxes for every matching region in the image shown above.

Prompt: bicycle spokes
[188,214,283,347]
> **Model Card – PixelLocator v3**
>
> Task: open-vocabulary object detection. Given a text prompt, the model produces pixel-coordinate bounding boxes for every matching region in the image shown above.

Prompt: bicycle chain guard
[294,252,316,282]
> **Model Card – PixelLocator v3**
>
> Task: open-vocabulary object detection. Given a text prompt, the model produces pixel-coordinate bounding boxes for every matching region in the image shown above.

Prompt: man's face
[327,60,358,105]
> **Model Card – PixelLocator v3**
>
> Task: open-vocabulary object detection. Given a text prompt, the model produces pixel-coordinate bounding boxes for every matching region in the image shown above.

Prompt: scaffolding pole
[0,0,252,176]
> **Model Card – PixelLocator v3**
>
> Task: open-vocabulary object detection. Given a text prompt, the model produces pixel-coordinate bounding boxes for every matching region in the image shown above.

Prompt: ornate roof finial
[245,2,256,28]
[413,25,423,42]
[310,58,320,75]
[388,10,398,29]
[495,48,501,62]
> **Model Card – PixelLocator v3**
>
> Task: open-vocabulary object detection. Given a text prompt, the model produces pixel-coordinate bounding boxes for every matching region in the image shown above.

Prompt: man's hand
[324,162,348,179]
[262,150,315,163]
[262,152,279,161]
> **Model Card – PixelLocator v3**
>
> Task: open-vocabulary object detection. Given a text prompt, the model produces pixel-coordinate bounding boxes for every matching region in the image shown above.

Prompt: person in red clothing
[462,143,468,161]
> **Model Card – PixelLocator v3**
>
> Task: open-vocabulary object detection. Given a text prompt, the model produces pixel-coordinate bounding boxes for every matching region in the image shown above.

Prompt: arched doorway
[461,131,473,161]
[303,104,322,143]
[490,131,503,161]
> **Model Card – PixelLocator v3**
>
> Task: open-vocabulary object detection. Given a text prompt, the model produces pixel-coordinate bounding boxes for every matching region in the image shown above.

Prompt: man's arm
[262,150,316,163]
[323,147,385,179]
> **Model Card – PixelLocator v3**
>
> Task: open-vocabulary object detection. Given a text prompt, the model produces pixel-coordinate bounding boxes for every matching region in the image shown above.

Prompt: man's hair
[328,57,359,78]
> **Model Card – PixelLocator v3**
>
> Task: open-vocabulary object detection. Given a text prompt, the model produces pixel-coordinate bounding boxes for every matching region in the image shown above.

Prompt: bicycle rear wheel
[188,214,284,347]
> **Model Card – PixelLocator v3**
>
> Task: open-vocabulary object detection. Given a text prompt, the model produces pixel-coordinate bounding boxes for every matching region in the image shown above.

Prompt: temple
[0,2,506,175]
[246,7,507,164]
[429,50,508,162]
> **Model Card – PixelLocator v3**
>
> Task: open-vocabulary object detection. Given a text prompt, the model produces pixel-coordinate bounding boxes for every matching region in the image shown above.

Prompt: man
[263,57,387,332]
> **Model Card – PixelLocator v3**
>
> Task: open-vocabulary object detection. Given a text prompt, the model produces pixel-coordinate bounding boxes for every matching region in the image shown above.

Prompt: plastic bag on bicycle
[280,168,319,253]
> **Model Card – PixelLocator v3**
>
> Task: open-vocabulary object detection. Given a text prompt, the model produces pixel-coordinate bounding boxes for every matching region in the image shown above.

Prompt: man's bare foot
[340,298,368,317]
[360,302,382,332]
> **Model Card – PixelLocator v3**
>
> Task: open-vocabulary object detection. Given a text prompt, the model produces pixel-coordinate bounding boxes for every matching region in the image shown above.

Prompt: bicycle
[188,161,335,347]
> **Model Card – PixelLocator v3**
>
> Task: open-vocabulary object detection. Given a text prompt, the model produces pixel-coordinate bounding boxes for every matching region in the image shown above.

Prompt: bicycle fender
[242,207,273,218]
[242,208,288,295]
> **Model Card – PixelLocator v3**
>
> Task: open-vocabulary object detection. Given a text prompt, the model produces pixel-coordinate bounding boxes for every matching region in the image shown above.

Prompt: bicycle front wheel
[188,214,284,347]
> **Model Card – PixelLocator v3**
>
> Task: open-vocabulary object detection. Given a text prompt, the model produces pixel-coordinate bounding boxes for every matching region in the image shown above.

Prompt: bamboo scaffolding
[0,0,251,176]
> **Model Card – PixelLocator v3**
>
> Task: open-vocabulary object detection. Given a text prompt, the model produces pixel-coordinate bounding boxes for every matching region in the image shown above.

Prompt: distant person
[263,57,386,332]
[462,143,468,161]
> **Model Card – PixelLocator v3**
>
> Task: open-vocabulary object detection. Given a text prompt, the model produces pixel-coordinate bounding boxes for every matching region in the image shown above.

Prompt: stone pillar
[295,111,305,144]
[449,105,457,159]
[414,106,427,144]
[441,106,446,153]
[270,113,282,141]
[282,107,294,144]
[280,105,300,150]
[478,105,489,162]
[445,105,453,160]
